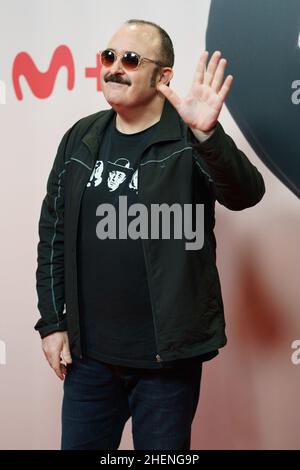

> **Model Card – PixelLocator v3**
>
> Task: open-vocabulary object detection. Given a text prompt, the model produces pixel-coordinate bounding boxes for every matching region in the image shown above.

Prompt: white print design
[87,160,104,187]
[107,158,133,192]
[129,169,138,193]
[107,170,127,192]
[87,158,138,193]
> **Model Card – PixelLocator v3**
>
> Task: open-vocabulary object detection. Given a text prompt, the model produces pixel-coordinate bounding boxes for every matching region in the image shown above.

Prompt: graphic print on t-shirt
[86,157,139,194]
[86,160,104,187]
[107,158,133,192]
[129,169,138,192]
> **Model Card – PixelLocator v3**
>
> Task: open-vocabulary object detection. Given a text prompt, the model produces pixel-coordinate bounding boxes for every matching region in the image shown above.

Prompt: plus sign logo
[85,50,102,91]
[11,44,102,100]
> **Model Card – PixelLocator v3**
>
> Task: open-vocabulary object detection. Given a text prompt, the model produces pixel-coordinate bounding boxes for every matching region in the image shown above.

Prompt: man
[34,19,265,450]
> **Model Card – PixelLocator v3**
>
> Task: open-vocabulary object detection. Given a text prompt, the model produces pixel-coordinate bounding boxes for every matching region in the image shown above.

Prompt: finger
[53,365,64,380]
[203,51,222,86]
[62,343,72,364]
[42,348,55,368]
[192,50,209,85]
[218,75,234,102]
[51,354,64,380]
[157,83,181,109]
[211,58,227,93]
[60,363,68,377]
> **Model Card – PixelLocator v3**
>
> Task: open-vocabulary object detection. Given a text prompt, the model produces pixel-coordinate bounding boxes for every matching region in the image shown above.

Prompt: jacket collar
[81,98,183,160]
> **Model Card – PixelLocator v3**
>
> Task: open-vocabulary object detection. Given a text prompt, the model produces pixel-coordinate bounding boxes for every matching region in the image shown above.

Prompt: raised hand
[157,51,233,133]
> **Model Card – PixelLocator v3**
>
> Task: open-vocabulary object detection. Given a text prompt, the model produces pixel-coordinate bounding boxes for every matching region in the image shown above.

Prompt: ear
[158,67,173,86]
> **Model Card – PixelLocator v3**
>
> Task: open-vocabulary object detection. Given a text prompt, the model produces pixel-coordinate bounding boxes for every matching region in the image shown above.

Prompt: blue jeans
[61,355,202,450]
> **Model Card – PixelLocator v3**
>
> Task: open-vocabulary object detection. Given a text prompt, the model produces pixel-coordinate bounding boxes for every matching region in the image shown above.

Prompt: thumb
[157,83,181,109]
[62,340,72,364]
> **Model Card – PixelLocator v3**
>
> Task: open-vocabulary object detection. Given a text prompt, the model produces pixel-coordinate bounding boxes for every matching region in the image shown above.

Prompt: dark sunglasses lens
[101,50,115,67]
[122,52,139,70]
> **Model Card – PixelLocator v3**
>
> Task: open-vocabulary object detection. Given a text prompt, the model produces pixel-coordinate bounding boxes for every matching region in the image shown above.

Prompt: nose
[109,54,125,74]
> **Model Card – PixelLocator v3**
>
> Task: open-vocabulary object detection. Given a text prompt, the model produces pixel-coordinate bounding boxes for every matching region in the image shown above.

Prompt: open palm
[157,51,233,133]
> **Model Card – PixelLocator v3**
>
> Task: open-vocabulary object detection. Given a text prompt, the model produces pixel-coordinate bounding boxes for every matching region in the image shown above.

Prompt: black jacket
[35,99,265,364]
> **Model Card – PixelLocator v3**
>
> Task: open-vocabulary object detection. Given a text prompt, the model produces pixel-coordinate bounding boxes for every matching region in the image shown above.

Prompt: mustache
[105,75,131,86]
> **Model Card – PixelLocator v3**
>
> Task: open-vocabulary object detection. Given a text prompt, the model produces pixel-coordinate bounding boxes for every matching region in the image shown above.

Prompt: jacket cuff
[191,121,226,159]
[34,316,67,339]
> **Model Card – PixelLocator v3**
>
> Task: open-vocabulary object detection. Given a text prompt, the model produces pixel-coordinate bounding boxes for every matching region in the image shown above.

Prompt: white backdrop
[0,0,299,450]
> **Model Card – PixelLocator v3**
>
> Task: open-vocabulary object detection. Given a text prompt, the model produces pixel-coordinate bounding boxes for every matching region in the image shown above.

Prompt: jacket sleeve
[190,121,265,210]
[34,127,73,338]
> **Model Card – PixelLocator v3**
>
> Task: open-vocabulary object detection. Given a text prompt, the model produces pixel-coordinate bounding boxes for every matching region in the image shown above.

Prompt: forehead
[107,24,161,56]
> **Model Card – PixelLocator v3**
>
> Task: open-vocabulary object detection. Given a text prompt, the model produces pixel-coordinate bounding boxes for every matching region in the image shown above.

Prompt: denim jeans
[61,355,202,450]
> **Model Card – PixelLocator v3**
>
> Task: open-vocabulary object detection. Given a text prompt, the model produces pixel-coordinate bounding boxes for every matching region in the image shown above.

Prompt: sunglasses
[99,49,165,71]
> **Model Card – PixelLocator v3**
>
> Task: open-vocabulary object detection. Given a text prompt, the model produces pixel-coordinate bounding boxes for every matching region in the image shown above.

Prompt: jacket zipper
[144,251,163,365]
[137,159,163,365]
[73,173,92,360]
[140,237,163,364]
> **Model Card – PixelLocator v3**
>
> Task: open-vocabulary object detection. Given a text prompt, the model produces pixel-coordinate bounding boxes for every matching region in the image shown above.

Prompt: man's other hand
[42,331,72,380]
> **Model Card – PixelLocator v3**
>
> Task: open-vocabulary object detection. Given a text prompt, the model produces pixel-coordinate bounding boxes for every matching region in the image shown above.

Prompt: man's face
[100,24,163,110]
[107,170,126,191]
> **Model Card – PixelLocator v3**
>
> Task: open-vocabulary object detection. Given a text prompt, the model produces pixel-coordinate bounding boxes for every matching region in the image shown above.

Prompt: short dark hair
[125,19,174,67]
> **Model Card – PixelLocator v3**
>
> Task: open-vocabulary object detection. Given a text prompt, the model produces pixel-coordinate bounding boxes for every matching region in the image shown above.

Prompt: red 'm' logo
[12,45,75,100]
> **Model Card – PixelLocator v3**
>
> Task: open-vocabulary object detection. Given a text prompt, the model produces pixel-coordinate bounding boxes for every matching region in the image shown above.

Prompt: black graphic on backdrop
[206,0,300,198]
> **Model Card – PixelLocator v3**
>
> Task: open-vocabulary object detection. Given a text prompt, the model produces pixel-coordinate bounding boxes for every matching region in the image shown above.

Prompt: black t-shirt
[77,116,218,368]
